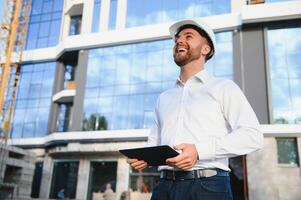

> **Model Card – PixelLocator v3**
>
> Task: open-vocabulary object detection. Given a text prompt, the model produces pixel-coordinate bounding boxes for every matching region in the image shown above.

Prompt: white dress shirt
[147,69,263,171]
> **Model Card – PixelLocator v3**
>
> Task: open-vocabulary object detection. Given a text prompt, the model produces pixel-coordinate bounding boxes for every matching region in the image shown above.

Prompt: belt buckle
[199,169,217,178]
[172,170,176,181]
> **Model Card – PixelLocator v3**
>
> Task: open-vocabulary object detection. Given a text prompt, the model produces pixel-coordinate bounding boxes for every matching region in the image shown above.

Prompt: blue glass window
[277,138,299,165]
[69,15,82,35]
[26,0,63,49]
[126,0,230,28]
[82,32,233,131]
[109,0,117,30]
[11,62,56,138]
[0,1,5,25]
[268,27,301,124]
[92,0,101,32]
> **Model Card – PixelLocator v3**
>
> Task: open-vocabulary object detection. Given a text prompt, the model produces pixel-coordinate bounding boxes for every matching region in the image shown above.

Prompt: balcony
[52,80,76,103]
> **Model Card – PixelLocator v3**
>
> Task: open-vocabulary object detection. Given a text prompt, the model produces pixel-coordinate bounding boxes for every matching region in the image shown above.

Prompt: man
[57,188,65,199]
[103,183,115,200]
[128,19,263,200]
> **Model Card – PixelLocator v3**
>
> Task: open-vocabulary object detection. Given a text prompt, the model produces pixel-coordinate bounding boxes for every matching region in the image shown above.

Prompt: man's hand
[127,158,148,171]
[166,143,198,170]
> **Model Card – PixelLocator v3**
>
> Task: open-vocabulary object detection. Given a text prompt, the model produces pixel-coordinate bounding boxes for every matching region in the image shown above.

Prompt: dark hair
[175,24,214,61]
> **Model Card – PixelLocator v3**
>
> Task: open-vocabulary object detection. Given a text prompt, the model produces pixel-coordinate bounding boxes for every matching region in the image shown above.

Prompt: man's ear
[201,44,211,56]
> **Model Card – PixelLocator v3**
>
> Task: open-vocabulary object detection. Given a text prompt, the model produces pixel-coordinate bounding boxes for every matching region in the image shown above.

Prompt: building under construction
[0,0,301,200]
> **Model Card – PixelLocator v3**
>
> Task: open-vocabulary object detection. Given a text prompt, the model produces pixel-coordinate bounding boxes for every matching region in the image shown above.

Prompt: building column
[48,62,64,133]
[240,24,270,124]
[0,147,8,181]
[17,153,35,198]
[76,159,90,200]
[39,155,53,198]
[82,0,94,34]
[116,157,130,199]
[70,49,89,131]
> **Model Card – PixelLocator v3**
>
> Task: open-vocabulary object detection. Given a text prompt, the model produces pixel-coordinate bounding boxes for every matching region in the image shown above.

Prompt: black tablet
[119,145,179,166]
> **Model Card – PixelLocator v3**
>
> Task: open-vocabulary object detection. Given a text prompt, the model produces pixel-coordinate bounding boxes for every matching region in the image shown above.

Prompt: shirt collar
[194,69,211,83]
[176,69,211,86]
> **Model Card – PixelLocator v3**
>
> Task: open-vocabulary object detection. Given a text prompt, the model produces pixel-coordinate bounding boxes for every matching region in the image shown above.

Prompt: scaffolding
[0,0,31,185]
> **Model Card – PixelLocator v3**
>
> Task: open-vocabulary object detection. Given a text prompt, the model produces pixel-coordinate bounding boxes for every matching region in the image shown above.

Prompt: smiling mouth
[176,47,188,53]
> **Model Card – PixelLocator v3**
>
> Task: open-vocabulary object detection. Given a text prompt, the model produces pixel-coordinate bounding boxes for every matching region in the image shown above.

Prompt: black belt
[160,169,229,180]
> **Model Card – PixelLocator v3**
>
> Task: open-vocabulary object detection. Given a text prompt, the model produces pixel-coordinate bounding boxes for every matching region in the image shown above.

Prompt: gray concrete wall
[48,62,65,133]
[39,155,53,199]
[240,24,270,124]
[76,159,90,200]
[116,157,130,200]
[70,49,89,131]
[247,137,301,200]
[0,145,35,200]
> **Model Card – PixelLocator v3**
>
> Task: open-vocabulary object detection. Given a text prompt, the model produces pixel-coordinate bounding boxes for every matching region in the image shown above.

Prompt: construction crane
[0,0,31,183]
[0,0,31,144]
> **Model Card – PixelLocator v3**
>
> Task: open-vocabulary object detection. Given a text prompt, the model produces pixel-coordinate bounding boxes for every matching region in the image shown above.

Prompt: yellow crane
[0,0,31,185]
[0,0,31,145]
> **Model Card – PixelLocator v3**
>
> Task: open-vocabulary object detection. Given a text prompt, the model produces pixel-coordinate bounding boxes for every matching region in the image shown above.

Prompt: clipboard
[119,145,179,166]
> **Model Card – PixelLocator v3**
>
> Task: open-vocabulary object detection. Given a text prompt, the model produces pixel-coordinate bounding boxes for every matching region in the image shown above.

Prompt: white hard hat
[169,19,216,60]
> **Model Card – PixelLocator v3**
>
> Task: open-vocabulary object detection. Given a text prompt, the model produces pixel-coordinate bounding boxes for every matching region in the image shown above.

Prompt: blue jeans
[151,175,233,200]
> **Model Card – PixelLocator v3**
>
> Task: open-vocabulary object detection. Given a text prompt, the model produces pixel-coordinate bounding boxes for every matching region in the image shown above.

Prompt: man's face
[173,28,209,67]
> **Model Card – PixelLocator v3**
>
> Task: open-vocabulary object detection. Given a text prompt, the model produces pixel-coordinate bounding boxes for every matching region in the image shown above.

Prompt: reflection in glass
[56,103,72,132]
[82,114,108,131]
[11,62,56,138]
[87,161,117,200]
[69,15,82,35]
[129,167,159,194]
[277,138,299,165]
[126,0,230,28]
[108,0,117,30]
[83,32,233,130]
[268,27,301,124]
[26,0,63,49]
[50,161,79,199]
[92,0,101,32]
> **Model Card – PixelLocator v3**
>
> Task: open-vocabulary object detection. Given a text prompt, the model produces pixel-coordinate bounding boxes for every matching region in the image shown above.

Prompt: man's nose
[175,36,185,44]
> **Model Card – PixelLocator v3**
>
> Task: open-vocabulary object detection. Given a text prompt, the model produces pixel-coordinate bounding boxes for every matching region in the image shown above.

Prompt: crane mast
[0,0,31,184]
[0,0,31,145]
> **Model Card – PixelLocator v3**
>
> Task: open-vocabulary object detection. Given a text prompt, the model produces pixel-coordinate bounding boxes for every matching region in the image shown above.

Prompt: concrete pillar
[17,154,35,198]
[116,157,130,200]
[116,0,126,29]
[82,0,94,34]
[100,0,110,31]
[0,147,8,181]
[69,49,89,131]
[76,159,90,200]
[241,25,270,124]
[39,155,53,198]
[48,62,64,133]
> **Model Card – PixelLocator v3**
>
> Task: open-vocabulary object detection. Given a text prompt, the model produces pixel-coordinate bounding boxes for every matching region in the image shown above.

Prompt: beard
[173,45,201,67]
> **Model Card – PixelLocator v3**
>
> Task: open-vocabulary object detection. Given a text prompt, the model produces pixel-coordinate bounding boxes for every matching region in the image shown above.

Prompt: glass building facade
[26,0,63,49]
[82,32,233,131]
[109,0,118,30]
[268,27,301,124]
[126,0,230,28]
[11,62,56,138]
[92,0,101,32]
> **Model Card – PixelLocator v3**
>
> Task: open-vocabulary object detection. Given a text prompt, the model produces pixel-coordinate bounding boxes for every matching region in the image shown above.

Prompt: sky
[0,0,4,25]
